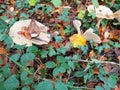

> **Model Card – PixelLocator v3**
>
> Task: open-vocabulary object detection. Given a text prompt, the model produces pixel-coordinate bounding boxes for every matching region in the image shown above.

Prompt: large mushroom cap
[9,19,51,46]
[87,5,114,19]
[114,9,120,22]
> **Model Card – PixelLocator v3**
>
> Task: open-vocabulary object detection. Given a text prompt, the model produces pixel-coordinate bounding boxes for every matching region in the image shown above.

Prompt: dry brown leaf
[28,19,40,37]
[10,0,16,5]
[57,24,65,38]
[0,47,8,55]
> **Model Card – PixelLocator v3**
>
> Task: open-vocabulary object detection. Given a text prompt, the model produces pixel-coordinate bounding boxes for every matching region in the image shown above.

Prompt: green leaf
[92,0,99,8]
[95,86,104,90]
[20,53,35,66]
[0,19,8,29]
[29,0,37,6]
[27,46,38,53]
[68,61,75,70]
[78,10,85,20]
[0,82,5,90]
[55,81,68,90]
[39,50,48,58]
[10,54,21,62]
[22,86,30,90]
[4,75,19,90]
[45,61,56,68]
[51,0,62,8]
[74,71,85,77]
[57,56,66,63]
[54,36,62,43]
[48,46,56,57]
[20,71,34,85]
[61,63,69,70]
[56,45,67,55]
[53,67,66,76]
[34,81,53,90]
[108,75,117,88]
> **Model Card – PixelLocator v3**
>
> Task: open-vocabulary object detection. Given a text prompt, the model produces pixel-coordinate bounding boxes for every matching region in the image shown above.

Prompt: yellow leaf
[69,34,86,47]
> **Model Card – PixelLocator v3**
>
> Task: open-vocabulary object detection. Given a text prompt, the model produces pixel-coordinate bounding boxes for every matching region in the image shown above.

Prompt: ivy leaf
[39,50,48,58]
[55,81,68,90]
[51,0,62,8]
[34,81,53,90]
[0,19,8,29]
[4,75,19,90]
[45,61,56,68]
[29,0,37,6]
[92,0,99,8]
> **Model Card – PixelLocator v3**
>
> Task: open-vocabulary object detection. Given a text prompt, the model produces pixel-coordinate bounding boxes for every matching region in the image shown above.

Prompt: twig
[73,59,120,66]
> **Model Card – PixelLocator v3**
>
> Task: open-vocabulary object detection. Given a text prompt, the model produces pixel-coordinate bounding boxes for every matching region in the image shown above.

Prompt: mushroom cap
[87,5,114,19]
[83,28,101,43]
[9,19,50,47]
[114,9,120,22]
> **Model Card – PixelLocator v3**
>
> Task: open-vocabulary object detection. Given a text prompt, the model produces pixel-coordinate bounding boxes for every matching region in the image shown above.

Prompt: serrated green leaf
[10,54,21,62]
[92,0,99,8]
[22,86,30,90]
[48,46,56,57]
[34,81,53,90]
[20,53,35,66]
[27,46,38,53]
[55,81,68,90]
[108,75,117,88]
[51,0,62,8]
[45,61,56,68]
[95,86,104,90]
[4,75,19,90]
[20,71,34,85]
[39,50,48,58]
[57,56,66,63]
[29,0,37,6]
[0,19,8,29]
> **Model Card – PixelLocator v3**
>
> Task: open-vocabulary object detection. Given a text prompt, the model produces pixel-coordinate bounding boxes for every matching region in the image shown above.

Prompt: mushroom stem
[96,18,102,28]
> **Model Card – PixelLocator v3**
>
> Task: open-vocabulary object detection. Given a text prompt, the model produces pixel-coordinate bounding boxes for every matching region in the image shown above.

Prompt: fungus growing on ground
[69,20,101,47]
[9,19,51,46]
[87,5,114,28]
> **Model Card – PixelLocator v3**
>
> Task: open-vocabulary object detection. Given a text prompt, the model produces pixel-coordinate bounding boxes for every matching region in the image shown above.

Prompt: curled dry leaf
[83,28,101,43]
[9,19,51,46]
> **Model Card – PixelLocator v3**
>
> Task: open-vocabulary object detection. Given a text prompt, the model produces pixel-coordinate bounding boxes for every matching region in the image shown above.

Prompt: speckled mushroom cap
[87,5,114,19]
[9,19,51,47]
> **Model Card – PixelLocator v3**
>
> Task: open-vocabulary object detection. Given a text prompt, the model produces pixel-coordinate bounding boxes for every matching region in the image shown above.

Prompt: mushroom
[9,19,51,47]
[87,5,114,28]
[73,20,83,34]
[114,9,120,22]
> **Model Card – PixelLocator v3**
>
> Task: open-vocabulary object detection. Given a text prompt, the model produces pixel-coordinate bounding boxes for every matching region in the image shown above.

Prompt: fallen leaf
[0,47,8,55]
[83,28,101,43]
[69,34,86,47]
[57,24,65,38]
[10,0,16,5]
[94,67,99,74]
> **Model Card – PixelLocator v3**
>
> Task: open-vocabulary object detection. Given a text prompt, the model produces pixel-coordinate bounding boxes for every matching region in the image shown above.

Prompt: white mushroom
[9,19,51,47]
[83,28,101,43]
[114,9,120,22]
[73,20,83,34]
[87,5,114,28]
